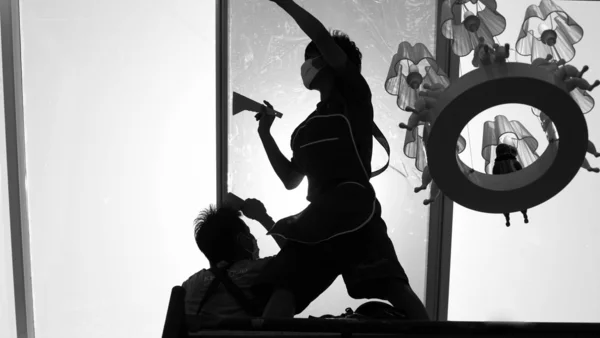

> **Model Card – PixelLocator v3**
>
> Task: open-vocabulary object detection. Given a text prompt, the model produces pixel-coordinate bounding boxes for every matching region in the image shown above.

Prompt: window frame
[1,0,592,332]
[1,0,35,337]
[1,0,459,335]
[216,0,229,208]
[214,0,458,321]
[424,0,461,321]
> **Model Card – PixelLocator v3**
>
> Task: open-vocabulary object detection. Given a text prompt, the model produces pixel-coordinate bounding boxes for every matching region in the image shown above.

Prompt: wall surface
[13,1,217,337]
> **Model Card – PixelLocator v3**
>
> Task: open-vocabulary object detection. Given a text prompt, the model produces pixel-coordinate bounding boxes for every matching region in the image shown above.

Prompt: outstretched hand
[242,198,268,221]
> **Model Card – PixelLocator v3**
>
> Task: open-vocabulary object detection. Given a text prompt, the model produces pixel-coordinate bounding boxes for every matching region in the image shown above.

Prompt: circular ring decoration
[427,62,588,214]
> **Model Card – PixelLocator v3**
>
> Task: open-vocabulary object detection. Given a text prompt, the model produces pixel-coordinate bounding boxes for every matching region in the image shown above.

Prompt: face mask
[301,56,324,90]
[237,232,259,260]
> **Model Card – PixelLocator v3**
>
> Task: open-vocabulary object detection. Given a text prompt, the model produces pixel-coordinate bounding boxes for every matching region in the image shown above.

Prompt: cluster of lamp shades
[384,0,600,217]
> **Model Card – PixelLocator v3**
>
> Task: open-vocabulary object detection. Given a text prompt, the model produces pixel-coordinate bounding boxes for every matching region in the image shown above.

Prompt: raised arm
[254,213,287,249]
[257,101,304,190]
[242,199,287,249]
[271,0,348,72]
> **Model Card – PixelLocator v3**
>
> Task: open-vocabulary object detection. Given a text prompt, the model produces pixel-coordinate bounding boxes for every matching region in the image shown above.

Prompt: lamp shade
[538,112,559,142]
[403,123,466,172]
[440,0,507,57]
[385,41,450,111]
[516,0,583,63]
[482,115,540,174]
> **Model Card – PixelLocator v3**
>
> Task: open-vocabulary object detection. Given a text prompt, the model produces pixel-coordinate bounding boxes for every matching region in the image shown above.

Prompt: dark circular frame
[427,62,588,214]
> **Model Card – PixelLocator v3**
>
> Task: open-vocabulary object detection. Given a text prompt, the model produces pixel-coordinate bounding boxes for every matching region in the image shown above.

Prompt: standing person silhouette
[492,143,529,227]
[252,0,429,320]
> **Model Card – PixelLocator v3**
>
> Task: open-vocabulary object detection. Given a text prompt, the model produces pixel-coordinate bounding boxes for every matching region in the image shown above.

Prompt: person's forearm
[270,234,287,250]
[255,214,287,249]
[275,1,329,42]
[259,131,295,189]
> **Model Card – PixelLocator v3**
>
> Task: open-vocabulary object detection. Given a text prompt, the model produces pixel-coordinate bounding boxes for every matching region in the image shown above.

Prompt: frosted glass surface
[450,0,600,323]
[0,36,17,337]
[228,0,437,317]
[20,1,216,337]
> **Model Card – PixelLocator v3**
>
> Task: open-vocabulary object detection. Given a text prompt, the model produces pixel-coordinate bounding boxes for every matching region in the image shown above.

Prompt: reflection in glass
[228,0,438,317]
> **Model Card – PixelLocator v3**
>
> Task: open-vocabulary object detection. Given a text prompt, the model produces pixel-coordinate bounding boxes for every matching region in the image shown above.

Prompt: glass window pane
[228,0,437,317]
[449,0,600,322]
[21,1,216,337]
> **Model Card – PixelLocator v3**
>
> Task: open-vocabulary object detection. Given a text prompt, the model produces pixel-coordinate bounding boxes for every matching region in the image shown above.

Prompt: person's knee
[263,287,296,318]
[385,279,430,320]
[384,279,410,303]
[385,278,409,294]
[272,287,295,303]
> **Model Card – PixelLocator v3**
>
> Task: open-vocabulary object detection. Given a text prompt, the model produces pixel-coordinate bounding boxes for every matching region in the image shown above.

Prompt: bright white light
[538,22,551,36]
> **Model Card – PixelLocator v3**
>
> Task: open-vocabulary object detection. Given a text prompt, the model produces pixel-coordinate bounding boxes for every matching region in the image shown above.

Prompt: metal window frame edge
[425,0,460,322]
[215,0,458,321]
[216,0,229,208]
[1,0,35,337]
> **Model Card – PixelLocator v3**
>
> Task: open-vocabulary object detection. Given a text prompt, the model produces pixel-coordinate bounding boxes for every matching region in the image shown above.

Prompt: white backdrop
[10,1,216,337]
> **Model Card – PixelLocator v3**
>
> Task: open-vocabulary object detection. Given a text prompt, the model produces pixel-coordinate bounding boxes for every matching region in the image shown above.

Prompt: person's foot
[524,217,529,224]
[588,80,600,91]
[505,221,510,227]
[595,152,600,158]
[589,167,600,173]
[423,199,432,205]
[414,186,425,193]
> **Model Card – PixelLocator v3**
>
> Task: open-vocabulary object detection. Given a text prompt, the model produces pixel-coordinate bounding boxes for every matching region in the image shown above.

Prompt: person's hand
[241,198,268,221]
[256,100,276,134]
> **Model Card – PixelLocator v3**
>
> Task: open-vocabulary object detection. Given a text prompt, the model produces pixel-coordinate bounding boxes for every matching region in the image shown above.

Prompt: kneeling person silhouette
[251,0,429,320]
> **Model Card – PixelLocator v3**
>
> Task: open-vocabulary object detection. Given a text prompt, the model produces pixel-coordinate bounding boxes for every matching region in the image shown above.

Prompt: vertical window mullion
[425,0,460,322]
[216,0,230,208]
[1,0,35,336]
